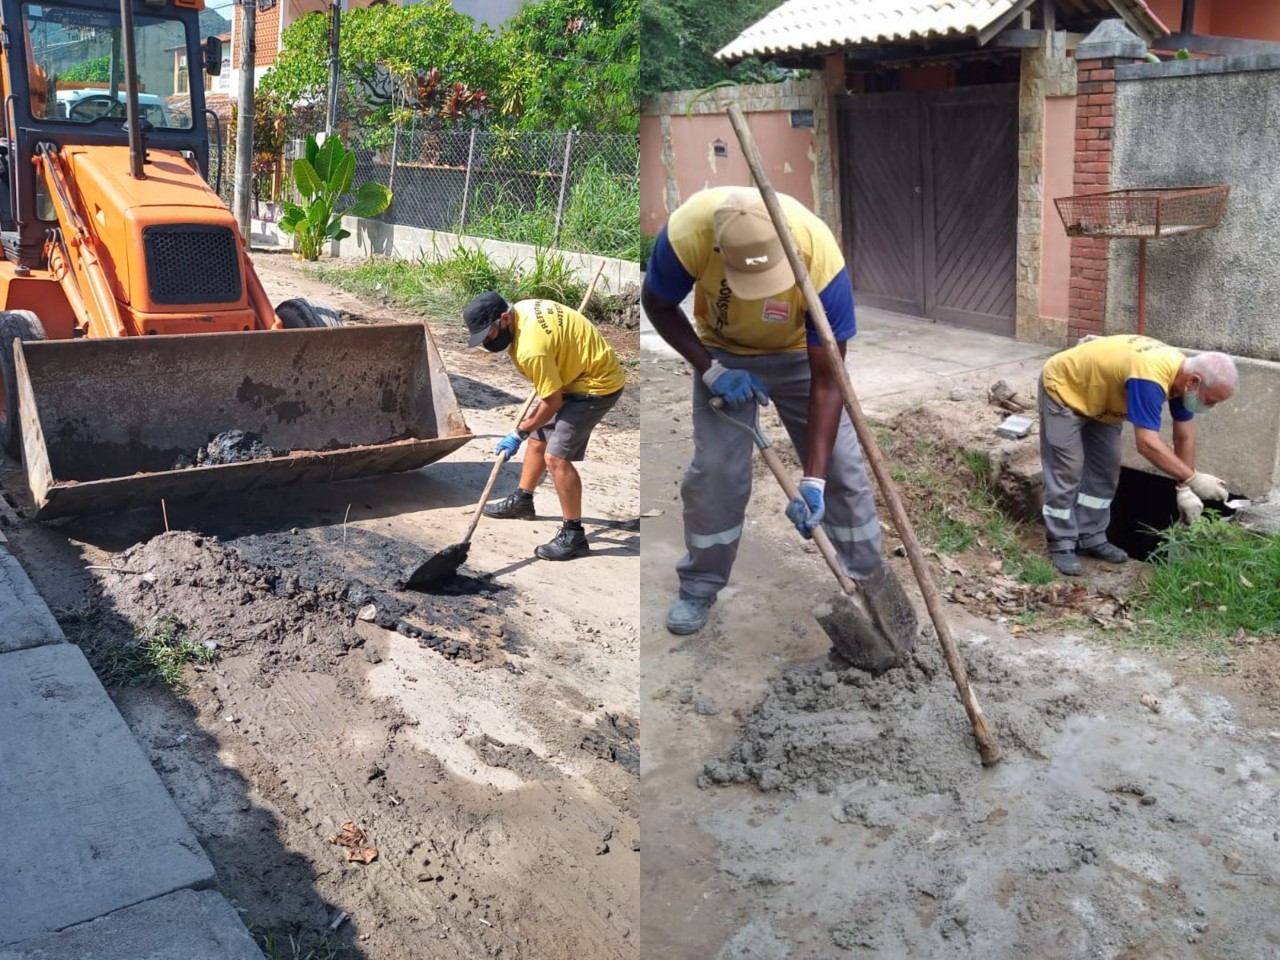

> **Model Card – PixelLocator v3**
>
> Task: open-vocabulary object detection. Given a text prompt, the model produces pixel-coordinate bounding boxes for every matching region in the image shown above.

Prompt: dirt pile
[173,430,278,470]
[62,528,508,672]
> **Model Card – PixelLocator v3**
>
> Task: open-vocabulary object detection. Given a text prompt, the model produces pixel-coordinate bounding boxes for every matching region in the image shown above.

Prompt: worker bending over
[1038,334,1238,576]
[464,292,624,562]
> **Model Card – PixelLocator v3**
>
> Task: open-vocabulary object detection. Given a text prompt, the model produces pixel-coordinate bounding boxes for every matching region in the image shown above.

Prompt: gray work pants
[1038,377,1123,553]
[677,349,883,599]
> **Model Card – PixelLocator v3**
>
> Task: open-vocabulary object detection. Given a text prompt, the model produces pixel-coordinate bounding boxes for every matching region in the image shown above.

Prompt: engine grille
[142,225,242,305]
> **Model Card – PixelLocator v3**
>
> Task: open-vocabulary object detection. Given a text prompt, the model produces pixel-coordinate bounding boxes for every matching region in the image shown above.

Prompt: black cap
[463,291,509,347]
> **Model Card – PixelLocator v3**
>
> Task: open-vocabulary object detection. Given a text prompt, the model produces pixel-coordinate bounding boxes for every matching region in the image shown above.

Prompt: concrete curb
[0,546,65,652]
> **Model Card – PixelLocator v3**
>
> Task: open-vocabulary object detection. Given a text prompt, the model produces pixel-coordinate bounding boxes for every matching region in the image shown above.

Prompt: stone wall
[1107,56,1280,359]
[1016,31,1076,346]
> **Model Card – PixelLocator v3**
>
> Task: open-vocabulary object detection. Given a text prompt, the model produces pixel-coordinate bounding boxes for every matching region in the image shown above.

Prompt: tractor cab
[0,0,222,258]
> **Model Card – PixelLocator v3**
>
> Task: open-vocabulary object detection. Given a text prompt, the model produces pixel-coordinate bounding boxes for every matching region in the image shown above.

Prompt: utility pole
[233,0,256,243]
[325,0,341,136]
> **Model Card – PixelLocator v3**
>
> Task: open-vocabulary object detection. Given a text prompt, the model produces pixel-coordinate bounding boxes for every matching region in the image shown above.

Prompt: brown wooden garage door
[838,84,1018,335]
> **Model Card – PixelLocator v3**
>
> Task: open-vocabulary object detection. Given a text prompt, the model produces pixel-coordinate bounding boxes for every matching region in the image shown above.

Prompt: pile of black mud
[61,529,513,676]
[701,636,1090,795]
[173,430,280,469]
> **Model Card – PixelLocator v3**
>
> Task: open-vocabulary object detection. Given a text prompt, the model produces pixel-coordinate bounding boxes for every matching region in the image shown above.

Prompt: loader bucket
[15,323,472,519]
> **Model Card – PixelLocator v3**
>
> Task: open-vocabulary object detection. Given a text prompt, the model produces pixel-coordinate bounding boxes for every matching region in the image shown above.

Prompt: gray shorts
[533,389,622,461]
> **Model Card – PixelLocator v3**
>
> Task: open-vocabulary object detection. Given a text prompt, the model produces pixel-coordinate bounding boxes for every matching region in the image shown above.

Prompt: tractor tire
[0,310,46,457]
[276,298,342,329]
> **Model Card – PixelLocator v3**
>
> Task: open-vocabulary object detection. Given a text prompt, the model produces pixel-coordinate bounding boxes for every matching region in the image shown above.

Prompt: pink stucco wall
[1147,0,1280,42]
[1040,96,1076,323]
[639,110,816,236]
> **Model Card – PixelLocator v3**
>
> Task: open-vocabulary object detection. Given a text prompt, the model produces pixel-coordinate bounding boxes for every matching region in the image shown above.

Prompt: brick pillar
[1068,57,1115,340]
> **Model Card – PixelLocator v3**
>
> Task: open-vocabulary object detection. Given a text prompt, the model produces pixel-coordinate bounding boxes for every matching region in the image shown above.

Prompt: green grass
[309,243,627,328]
[89,612,217,689]
[922,504,977,554]
[466,156,642,261]
[1130,516,1280,648]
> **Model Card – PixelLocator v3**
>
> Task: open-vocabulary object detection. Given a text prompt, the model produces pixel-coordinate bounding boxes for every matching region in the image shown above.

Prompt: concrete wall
[250,217,640,295]
[1147,0,1280,42]
[639,80,835,237]
[1107,59,1280,358]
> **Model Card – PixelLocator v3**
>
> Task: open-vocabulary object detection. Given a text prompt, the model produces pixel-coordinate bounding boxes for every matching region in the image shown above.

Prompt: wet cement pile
[62,529,512,675]
[701,635,1088,794]
[173,430,279,469]
[700,636,1280,957]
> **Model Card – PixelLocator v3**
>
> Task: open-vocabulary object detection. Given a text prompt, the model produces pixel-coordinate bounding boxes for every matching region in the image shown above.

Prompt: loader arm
[36,144,127,339]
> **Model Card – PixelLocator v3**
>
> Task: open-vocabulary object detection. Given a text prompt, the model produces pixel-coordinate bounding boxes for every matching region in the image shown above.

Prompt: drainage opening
[1106,467,1242,561]
[1107,469,1178,560]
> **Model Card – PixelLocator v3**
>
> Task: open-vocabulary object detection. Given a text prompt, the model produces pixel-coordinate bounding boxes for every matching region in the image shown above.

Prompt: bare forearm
[1173,429,1195,471]
[641,285,713,373]
[1135,428,1193,483]
[804,343,847,478]
[521,394,562,432]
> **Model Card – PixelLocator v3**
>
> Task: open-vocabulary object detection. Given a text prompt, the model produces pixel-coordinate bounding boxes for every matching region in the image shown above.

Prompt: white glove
[1185,471,1229,503]
[1175,484,1204,524]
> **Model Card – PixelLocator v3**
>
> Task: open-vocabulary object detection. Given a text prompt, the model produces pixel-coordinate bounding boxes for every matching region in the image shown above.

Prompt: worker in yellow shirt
[643,186,904,637]
[463,292,625,561]
[1038,334,1238,576]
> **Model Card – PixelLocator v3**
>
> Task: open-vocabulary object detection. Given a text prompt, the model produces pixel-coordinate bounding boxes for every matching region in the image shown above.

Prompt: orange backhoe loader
[0,0,470,518]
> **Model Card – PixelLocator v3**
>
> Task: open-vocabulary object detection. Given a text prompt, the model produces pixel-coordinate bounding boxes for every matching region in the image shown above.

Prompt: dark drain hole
[1106,467,1241,561]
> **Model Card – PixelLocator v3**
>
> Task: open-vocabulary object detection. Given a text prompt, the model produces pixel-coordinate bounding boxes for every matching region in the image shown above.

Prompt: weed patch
[88,612,217,689]
[1131,517,1280,648]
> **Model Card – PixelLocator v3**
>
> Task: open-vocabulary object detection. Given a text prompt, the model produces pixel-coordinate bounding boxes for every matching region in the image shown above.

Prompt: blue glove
[785,478,825,539]
[702,360,769,408]
[495,431,524,461]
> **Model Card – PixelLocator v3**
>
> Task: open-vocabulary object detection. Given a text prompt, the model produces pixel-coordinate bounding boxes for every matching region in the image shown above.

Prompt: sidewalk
[641,301,1053,417]
[0,544,264,958]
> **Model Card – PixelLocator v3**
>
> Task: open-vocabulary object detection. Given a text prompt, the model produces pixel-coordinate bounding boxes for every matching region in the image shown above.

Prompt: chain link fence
[216,115,641,262]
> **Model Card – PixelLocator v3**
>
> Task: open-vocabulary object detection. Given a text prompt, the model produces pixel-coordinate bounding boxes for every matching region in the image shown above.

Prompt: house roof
[716,0,1168,62]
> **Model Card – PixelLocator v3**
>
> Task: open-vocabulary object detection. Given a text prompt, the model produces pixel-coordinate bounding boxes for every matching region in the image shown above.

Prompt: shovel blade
[816,564,918,674]
[402,542,470,591]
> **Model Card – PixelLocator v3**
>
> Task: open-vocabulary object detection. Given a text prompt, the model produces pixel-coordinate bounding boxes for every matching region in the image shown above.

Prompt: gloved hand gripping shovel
[727,102,1002,766]
[709,398,918,674]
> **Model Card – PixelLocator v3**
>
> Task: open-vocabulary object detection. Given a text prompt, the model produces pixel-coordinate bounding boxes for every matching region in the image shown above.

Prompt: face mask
[1183,388,1210,415]
[483,325,513,353]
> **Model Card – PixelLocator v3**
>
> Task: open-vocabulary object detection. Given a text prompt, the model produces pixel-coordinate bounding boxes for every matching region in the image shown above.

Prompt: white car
[54,89,175,127]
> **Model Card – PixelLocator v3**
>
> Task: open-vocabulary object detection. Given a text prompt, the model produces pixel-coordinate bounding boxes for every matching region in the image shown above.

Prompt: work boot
[483,490,536,520]
[1079,541,1128,564]
[1050,550,1082,577]
[535,523,590,561]
[665,592,715,635]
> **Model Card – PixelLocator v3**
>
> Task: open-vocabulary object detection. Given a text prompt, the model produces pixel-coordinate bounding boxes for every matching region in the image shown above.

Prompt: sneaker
[483,492,535,520]
[535,524,590,561]
[665,591,715,635]
[1079,542,1128,564]
[1050,551,1082,577]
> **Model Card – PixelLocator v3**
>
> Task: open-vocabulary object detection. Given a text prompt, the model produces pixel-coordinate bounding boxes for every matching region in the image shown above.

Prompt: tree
[59,56,112,84]
[496,0,639,133]
[260,0,501,121]
[640,0,789,96]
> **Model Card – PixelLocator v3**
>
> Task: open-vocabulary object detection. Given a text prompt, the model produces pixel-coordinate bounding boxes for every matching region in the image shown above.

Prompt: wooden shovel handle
[727,103,1001,766]
[757,445,856,595]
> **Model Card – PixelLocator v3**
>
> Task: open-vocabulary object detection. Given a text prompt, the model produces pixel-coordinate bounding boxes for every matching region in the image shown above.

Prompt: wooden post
[553,129,574,248]
[458,127,477,233]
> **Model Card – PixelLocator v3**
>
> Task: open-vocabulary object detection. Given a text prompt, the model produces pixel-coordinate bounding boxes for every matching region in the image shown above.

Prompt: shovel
[403,260,607,589]
[709,398,917,673]
[727,102,1001,765]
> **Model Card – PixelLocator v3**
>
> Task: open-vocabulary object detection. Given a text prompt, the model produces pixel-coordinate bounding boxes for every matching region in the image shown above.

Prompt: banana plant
[280,134,392,260]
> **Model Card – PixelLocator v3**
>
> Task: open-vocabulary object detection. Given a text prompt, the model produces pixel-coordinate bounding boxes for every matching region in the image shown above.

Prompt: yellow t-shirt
[1042,335,1185,424]
[508,299,624,399]
[662,187,848,355]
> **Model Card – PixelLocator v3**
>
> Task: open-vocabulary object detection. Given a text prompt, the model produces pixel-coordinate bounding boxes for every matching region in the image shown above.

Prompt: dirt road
[0,251,640,958]
[640,348,1280,959]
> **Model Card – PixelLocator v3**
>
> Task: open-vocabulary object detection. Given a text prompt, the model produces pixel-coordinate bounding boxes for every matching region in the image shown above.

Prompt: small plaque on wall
[790,110,814,128]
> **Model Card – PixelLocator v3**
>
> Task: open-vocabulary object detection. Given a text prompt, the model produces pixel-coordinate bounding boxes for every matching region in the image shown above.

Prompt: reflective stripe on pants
[1038,377,1123,552]
[677,348,883,598]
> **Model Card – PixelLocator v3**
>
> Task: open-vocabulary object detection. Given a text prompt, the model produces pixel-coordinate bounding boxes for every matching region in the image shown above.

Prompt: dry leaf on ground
[327,821,379,864]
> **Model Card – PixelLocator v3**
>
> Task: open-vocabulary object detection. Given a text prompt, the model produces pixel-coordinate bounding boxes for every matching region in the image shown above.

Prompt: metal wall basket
[1054,185,1230,333]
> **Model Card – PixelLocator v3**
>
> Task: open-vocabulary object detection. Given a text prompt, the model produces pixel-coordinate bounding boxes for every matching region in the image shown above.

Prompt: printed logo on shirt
[762,299,790,324]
